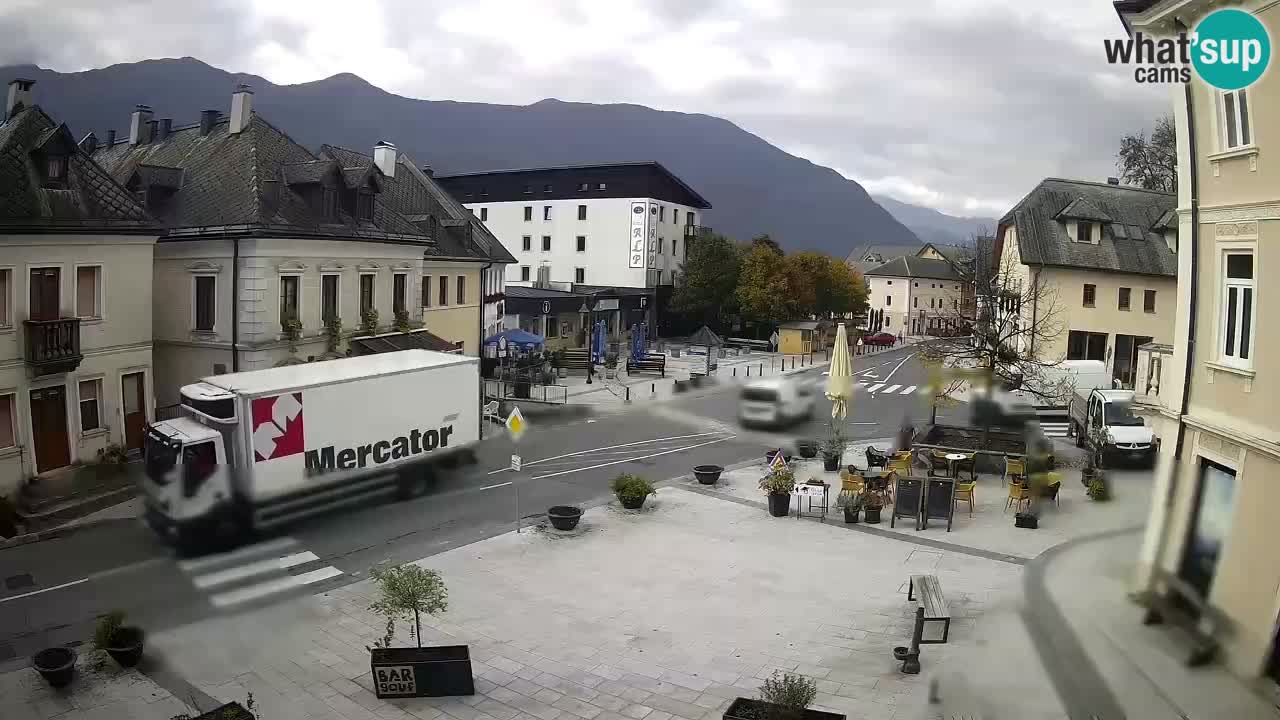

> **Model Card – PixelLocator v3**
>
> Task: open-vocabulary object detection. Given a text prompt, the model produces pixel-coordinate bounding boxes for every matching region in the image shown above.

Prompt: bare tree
[916,232,1066,401]
[1117,115,1177,193]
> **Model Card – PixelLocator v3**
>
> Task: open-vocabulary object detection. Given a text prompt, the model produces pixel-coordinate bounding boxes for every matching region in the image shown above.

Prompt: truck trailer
[141,350,480,548]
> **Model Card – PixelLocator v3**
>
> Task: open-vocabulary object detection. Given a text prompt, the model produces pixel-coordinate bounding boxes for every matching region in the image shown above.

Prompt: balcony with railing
[683,225,713,240]
[24,317,83,375]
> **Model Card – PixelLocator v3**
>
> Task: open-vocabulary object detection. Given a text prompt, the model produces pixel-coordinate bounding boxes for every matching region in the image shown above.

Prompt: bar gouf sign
[628,201,646,268]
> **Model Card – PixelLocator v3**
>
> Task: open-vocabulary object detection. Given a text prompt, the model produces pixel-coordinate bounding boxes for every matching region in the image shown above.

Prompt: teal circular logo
[1192,9,1271,90]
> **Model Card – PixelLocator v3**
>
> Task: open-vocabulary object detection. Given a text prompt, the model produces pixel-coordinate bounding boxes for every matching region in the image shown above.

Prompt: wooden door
[28,267,61,321]
[29,386,70,472]
[121,372,146,452]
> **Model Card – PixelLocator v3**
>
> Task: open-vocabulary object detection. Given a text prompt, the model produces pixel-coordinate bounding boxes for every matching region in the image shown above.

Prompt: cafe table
[944,453,968,479]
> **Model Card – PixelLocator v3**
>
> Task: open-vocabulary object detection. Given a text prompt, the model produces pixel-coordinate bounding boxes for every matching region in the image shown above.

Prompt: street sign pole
[506,407,528,533]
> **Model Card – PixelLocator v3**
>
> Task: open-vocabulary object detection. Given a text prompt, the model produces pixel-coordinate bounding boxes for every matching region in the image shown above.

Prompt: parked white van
[738,378,816,428]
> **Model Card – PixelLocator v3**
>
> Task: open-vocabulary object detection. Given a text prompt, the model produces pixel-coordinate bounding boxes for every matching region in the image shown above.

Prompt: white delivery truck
[141,350,480,548]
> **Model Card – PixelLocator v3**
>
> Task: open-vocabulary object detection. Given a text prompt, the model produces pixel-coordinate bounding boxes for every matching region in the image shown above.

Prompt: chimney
[421,164,434,178]
[157,118,172,140]
[5,78,34,120]
[373,141,397,178]
[1107,177,1120,185]
[129,104,154,145]
[105,129,116,146]
[229,83,253,134]
[79,132,98,154]
[199,109,219,136]
[147,119,159,143]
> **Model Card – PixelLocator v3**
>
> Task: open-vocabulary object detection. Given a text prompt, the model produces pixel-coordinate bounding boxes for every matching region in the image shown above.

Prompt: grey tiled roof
[0,106,152,231]
[134,164,184,189]
[844,242,923,266]
[998,178,1176,277]
[864,256,962,281]
[93,114,425,241]
[281,160,336,185]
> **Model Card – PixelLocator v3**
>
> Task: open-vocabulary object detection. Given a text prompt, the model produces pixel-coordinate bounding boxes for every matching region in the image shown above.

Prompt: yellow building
[778,321,826,355]
[1120,0,1280,693]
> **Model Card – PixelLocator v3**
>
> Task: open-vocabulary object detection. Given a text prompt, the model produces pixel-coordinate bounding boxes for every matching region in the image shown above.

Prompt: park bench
[1134,569,1223,667]
[726,338,771,352]
[908,574,951,644]
[626,353,667,377]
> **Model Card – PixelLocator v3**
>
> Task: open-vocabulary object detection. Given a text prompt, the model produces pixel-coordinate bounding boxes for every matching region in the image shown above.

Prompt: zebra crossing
[177,536,345,610]
[1040,421,1070,438]
[857,382,918,397]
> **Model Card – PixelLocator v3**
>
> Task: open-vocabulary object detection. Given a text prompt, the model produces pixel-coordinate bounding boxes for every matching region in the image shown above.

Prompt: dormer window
[1076,221,1093,243]
[356,192,374,222]
[321,188,337,220]
[42,154,67,188]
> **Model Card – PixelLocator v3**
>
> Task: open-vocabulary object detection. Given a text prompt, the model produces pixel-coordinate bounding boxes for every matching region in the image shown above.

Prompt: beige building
[91,87,509,408]
[994,177,1178,388]
[0,80,158,494]
[1119,0,1280,693]
[863,249,967,336]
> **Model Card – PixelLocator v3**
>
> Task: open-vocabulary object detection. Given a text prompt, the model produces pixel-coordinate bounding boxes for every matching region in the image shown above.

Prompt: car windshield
[1104,401,1144,426]
[144,428,181,483]
[741,387,778,402]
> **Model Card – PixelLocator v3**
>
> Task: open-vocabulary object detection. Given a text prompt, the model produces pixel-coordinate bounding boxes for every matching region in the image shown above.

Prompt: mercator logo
[1104,8,1271,89]
[252,393,304,461]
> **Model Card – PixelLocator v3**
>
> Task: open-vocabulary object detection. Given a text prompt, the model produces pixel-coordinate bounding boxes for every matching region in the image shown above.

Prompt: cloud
[0,0,1168,218]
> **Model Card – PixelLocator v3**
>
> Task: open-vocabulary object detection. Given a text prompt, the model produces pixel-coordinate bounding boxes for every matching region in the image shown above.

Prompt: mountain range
[1,57,994,256]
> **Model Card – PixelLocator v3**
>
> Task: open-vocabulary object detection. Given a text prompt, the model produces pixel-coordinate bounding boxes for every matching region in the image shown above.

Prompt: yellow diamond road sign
[505,406,528,441]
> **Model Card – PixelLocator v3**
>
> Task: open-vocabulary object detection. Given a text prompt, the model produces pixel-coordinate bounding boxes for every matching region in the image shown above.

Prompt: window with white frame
[194,275,216,332]
[575,267,585,284]
[0,393,14,449]
[1220,251,1255,368]
[0,268,11,328]
[76,265,102,318]
[321,274,340,322]
[1219,88,1252,150]
[360,273,375,314]
[280,275,300,323]
[79,378,102,432]
[393,273,408,315]
[520,266,530,282]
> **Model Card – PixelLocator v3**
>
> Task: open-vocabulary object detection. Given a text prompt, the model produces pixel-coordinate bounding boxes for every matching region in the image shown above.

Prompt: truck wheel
[397,466,435,500]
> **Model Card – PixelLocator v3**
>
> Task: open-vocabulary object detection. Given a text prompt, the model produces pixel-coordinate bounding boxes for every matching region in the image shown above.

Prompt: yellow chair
[1003,457,1026,487]
[954,481,976,517]
[1005,481,1030,512]
[886,456,912,476]
[838,476,864,505]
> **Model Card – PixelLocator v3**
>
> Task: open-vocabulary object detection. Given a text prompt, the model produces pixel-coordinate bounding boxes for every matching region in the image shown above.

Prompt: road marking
[867,384,885,393]
[192,551,320,590]
[0,577,88,604]
[479,481,513,491]
[486,432,725,475]
[209,566,344,609]
[883,384,901,394]
[177,536,298,573]
[901,385,918,395]
[880,353,916,385]
[531,437,732,480]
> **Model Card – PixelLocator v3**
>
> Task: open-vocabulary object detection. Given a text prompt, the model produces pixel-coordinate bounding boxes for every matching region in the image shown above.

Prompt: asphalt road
[0,343,935,669]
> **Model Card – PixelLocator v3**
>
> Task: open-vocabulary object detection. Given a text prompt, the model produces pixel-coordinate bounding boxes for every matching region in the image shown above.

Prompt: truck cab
[142,410,236,543]
[1069,388,1156,467]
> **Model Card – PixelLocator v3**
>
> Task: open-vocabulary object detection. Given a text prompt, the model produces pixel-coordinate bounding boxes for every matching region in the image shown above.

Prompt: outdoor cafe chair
[865,446,888,469]
[927,450,952,477]
[954,481,976,517]
[1003,457,1026,487]
[1005,481,1030,513]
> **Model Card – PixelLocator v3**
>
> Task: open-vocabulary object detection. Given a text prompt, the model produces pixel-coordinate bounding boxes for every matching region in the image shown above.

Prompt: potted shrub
[547,505,583,530]
[796,439,819,459]
[281,311,303,353]
[394,309,412,333]
[693,465,723,485]
[91,443,130,480]
[837,492,862,524]
[759,466,796,517]
[612,474,656,510]
[32,647,76,688]
[367,564,474,698]
[724,671,844,720]
[1086,473,1111,501]
[324,316,344,353]
[360,307,380,335]
[94,610,145,667]
[604,352,618,379]
[862,493,884,524]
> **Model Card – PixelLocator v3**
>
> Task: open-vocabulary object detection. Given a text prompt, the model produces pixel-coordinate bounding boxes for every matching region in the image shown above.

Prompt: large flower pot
[724,698,845,720]
[370,645,475,698]
[796,441,818,459]
[767,493,791,517]
[619,495,646,510]
[32,647,76,688]
[863,506,882,524]
[693,465,723,485]
[822,453,841,471]
[547,506,583,531]
[105,626,145,668]
[843,507,861,524]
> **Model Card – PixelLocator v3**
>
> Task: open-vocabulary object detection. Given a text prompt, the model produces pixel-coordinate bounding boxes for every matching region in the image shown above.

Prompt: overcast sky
[0,0,1167,218]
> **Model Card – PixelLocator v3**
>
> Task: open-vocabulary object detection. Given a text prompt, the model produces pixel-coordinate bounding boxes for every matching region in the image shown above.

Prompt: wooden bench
[626,353,667,377]
[907,574,951,644]
[1134,569,1223,667]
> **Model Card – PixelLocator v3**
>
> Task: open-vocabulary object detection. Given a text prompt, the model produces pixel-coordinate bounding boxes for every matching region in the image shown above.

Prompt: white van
[1012,360,1110,413]
[738,378,815,428]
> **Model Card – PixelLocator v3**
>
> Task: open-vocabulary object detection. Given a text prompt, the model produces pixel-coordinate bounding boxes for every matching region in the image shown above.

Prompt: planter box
[370,645,475,698]
[724,698,845,720]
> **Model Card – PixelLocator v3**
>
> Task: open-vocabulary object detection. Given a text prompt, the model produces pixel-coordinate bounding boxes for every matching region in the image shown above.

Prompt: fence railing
[484,379,569,404]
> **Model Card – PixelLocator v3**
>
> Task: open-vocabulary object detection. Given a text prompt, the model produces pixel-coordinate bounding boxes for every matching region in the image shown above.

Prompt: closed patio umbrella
[825,323,854,419]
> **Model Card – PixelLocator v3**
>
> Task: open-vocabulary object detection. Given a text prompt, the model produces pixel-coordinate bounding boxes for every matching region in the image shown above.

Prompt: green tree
[672,233,741,327]
[782,251,827,318]
[368,564,448,649]
[751,233,783,255]
[819,258,869,319]
[736,243,794,324]
[1117,114,1176,192]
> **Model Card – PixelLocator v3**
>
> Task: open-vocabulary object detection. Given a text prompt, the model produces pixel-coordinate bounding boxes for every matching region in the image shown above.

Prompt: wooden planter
[724,698,845,720]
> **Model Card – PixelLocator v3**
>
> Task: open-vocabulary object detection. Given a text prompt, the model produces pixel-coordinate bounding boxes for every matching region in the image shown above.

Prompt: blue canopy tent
[484,328,545,351]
